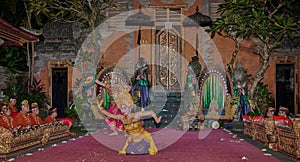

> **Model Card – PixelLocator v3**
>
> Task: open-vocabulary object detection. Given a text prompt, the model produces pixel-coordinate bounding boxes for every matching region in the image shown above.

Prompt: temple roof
[0,18,39,46]
[125,7,154,26]
[183,6,212,27]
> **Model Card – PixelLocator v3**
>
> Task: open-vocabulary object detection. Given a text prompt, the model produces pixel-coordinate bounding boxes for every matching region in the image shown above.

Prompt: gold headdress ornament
[21,100,29,105]
[96,65,126,85]
[105,71,120,84]
[31,102,38,108]
[108,71,117,79]
[1,105,9,111]
[279,106,289,112]
[268,107,275,111]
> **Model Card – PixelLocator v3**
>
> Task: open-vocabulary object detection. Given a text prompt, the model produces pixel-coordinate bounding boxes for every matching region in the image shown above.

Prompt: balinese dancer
[97,96,161,155]
[95,72,131,135]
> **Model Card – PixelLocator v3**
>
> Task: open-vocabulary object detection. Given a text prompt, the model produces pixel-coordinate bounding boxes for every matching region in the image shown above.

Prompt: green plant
[0,46,27,71]
[28,78,48,106]
[64,102,84,122]
[250,106,262,116]
[253,83,274,115]
[3,76,49,112]
[2,75,27,100]
[65,106,78,120]
[72,97,86,118]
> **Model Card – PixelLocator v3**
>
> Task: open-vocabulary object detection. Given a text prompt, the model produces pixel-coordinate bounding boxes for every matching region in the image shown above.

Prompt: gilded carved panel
[157,30,180,89]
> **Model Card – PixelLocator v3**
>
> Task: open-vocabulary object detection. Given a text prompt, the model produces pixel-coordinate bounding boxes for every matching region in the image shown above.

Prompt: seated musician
[13,100,34,130]
[0,105,14,130]
[266,107,275,118]
[8,96,18,117]
[273,106,292,129]
[30,102,45,125]
[278,106,289,118]
[45,108,58,123]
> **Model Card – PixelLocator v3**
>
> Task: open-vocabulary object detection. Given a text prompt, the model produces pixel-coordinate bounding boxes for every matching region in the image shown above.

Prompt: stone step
[145,110,181,128]
[152,92,182,97]
[232,121,244,132]
[149,97,168,103]
[140,92,182,128]
[138,104,180,114]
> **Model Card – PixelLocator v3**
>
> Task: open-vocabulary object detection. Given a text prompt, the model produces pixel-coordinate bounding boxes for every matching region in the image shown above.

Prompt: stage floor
[6,128,295,162]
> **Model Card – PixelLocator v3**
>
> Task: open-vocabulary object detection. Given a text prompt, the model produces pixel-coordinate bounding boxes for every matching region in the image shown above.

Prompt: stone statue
[232,60,250,122]
[133,57,150,111]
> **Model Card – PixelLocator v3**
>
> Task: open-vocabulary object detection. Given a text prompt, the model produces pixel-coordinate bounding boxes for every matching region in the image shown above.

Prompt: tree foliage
[0,0,46,28]
[26,0,113,30]
[207,0,300,100]
[0,46,27,70]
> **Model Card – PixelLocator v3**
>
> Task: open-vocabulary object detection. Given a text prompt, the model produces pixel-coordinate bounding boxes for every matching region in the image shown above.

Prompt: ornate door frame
[153,27,182,91]
[48,60,73,109]
[150,6,185,92]
[275,56,299,114]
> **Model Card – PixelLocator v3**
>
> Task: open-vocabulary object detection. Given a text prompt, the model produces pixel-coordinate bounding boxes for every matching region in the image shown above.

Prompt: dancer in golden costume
[97,94,161,155]
[95,72,132,135]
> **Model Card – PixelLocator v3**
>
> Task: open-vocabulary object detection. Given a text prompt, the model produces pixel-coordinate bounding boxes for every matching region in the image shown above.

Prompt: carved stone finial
[232,60,248,86]
[188,56,201,77]
[196,6,199,12]
[135,57,149,71]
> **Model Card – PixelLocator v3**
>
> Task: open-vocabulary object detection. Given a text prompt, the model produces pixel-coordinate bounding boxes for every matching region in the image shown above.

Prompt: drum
[211,121,220,129]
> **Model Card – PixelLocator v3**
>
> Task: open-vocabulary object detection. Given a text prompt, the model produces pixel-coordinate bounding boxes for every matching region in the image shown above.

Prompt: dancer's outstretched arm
[135,110,162,123]
[95,80,106,87]
[97,99,123,121]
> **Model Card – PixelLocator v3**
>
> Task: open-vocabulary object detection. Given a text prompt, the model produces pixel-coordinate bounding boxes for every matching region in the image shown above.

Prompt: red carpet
[11,128,279,162]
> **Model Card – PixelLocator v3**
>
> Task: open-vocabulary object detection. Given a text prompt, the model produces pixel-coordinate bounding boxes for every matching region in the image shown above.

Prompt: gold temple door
[150,6,185,91]
[155,28,182,90]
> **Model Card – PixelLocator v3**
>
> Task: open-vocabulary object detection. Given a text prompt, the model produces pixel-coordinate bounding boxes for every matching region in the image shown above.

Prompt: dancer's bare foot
[141,108,145,111]
[155,116,162,123]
